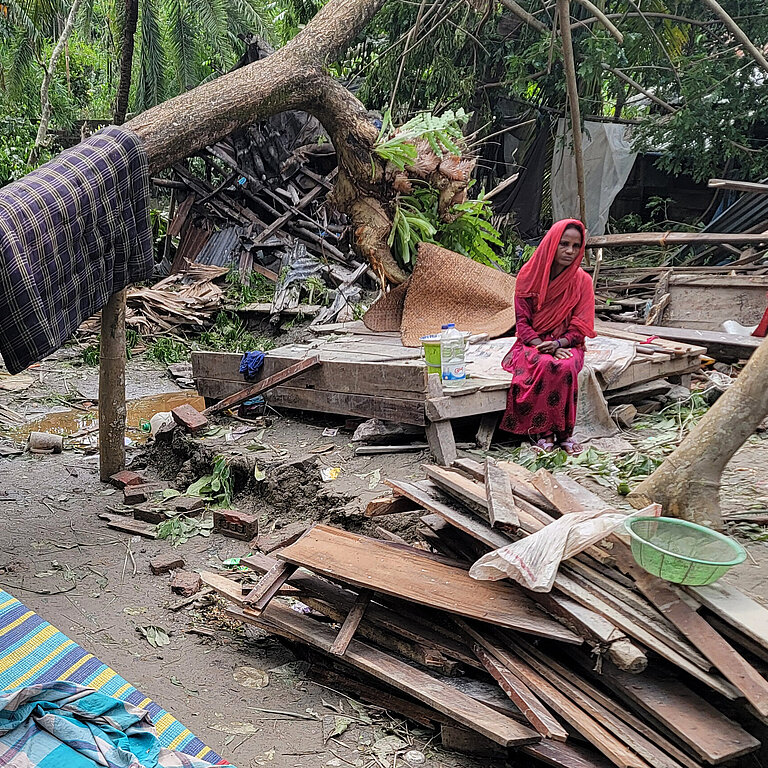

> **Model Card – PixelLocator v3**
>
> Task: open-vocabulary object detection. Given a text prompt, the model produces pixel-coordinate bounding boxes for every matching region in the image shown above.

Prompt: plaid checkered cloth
[0,126,153,375]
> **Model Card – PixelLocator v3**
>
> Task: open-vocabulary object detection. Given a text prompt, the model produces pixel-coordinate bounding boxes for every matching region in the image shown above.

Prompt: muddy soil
[1,347,768,768]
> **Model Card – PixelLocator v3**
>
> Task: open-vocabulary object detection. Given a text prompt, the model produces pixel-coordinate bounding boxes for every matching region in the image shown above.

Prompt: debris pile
[201,458,768,767]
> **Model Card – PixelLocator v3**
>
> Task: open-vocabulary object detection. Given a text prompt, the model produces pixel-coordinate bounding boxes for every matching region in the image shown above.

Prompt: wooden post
[557,0,586,226]
[99,289,127,481]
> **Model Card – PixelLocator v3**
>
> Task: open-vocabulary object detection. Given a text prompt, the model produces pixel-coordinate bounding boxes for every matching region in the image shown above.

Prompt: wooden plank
[473,645,568,742]
[425,374,457,465]
[192,350,428,398]
[510,638,700,768]
[243,561,298,611]
[203,356,321,415]
[708,178,768,194]
[457,620,649,768]
[228,602,541,747]
[330,588,373,656]
[587,231,768,247]
[365,495,422,517]
[239,556,481,668]
[554,570,738,697]
[276,524,581,643]
[476,413,499,450]
[423,465,489,515]
[687,581,768,653]
[485,458,519,529]
[615,548,768,719]
[596,320,762,361]
[386,479,511,550]
[268,385,427,426]
[583,657,760,764]
[426,390,507,421]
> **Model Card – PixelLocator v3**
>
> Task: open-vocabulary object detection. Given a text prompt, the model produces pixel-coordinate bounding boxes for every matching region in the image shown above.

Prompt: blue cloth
[239,351,265,381]
[0,681,221,767]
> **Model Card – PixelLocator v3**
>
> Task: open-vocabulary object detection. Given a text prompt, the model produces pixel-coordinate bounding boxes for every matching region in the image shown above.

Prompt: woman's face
[553,225,583,271]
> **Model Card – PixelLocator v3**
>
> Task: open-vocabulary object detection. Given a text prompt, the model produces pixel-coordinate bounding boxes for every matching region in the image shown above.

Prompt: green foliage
[388,186,504,270]
[186,454,234,507]
[146,336,189,364]
[225,268,275,307]
[199,311,275,353]
[374,108,470,168]
[156,512,214,544]
[80,329,141,365]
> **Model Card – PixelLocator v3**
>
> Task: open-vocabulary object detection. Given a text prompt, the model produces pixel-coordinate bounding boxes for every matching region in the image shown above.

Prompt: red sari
[500,219,595,439]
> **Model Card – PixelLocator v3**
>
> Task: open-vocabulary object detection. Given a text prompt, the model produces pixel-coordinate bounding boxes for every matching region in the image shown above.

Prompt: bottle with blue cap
[440,323,465,389]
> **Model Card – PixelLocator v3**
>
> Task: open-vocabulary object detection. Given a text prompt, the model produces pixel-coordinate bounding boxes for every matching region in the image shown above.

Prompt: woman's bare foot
[560,437,583,455]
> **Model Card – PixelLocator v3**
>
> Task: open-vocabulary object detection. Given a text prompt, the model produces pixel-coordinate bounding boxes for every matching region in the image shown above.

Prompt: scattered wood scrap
[203,460,767,768]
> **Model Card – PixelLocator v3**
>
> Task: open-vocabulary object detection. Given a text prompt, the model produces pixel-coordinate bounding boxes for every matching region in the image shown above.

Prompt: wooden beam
[425,373,457,465]
[330,588,373,655]
[203,355,321,415]
[243,560,298,612]
[99,289,127,481]
[473,644,568,742]
[485,458,519,529]
[229,602,541,747]
[587,231,768,247]
[708,178,768,195]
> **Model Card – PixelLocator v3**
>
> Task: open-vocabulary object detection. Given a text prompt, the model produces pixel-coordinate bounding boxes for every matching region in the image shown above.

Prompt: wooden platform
[192,322,705,464]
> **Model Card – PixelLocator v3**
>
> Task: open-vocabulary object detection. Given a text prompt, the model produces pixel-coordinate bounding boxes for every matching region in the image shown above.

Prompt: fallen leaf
[137,625,170,648]
[209,722,259,735]
[310,444,335,454]
[322,715,353,743]
[233,665,269,689]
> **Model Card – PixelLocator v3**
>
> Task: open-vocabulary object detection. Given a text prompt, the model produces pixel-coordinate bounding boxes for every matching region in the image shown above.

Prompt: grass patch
[146,337,189,365]
[199,312,275,354]
[226,269,275,307]
[81,330,142,366]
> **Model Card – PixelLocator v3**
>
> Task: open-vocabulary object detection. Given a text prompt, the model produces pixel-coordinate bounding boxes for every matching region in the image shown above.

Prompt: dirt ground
[1,348,768,768]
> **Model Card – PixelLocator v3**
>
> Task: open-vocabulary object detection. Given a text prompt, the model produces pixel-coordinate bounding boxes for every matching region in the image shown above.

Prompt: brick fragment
[171,570,201,596]
[123,482,167,505]
[110,470,144,488]
[171,404,209,434]
[133,504,165,524]
[166,495,205,514]
[150,553,185,575]
[214,509,258,541]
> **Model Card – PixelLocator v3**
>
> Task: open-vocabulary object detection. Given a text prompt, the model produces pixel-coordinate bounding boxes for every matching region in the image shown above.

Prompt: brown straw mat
[365,243,516,346]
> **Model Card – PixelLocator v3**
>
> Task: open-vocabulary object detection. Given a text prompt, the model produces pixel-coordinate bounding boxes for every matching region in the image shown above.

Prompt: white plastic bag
[469,504,660,592]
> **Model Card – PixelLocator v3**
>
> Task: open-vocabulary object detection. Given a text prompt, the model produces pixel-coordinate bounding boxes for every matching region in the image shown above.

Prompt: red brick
[214,509,258,541]
[171,570,201,596]
[133,504,165,524]
[150,553,185,575]
[110,470,144,488]
[171,404,209,434]
[166,495,205,514]
[123,482,167,505]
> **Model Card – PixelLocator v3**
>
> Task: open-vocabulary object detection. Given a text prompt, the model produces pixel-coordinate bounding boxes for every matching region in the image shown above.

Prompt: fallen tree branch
[602,65,677,114]
[573,0,623,42]
[701,0,768,76]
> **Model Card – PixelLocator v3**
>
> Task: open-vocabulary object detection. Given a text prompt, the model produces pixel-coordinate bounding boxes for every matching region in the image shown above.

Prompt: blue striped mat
[0,589,227,764]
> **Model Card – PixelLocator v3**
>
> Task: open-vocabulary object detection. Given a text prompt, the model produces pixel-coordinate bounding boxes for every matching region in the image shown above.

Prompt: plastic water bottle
[440,323,466,388]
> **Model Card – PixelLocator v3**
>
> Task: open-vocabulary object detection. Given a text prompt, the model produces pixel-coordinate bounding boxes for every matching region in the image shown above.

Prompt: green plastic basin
[624,516,746,586]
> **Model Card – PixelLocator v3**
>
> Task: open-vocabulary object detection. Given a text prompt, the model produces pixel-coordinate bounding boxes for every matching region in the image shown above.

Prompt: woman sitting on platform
[500,218,595,454]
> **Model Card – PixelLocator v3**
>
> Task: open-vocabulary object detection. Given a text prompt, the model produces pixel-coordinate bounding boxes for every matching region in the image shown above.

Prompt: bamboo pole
[557,0,587,226]
[98,289,127,481]
[572,0,623,43]
[700,0,768,76]
[498,0,548,33]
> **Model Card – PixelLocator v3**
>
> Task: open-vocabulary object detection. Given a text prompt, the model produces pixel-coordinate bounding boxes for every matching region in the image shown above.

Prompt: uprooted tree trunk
[124,0,472,285]
[627,336,768,529]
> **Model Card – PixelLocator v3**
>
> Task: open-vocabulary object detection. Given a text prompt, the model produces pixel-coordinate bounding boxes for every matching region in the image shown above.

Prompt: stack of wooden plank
[203,459,768,768]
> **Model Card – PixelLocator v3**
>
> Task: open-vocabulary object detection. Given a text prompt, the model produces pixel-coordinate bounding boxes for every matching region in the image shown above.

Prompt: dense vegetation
[3,0,767,197]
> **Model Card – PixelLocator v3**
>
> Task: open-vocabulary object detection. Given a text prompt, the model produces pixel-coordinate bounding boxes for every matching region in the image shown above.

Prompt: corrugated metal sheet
[195,226,244,268]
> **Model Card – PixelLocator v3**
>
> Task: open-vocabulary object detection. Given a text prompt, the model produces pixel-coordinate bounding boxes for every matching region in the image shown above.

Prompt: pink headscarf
[514,219,595,338]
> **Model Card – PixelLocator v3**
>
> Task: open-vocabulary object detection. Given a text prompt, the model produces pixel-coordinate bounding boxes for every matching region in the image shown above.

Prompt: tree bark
[627,336,768,529]
[124,0,411,284]
[114,0,138,126]
[30,0,84,163]
[99,289,127,481]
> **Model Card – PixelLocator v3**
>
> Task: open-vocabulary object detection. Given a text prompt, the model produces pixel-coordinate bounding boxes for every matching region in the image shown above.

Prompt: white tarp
[551,119,637,236]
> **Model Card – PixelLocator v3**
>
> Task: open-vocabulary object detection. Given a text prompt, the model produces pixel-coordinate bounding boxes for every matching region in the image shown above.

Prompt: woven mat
[364,243,517,346]
[0,588,227,765]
